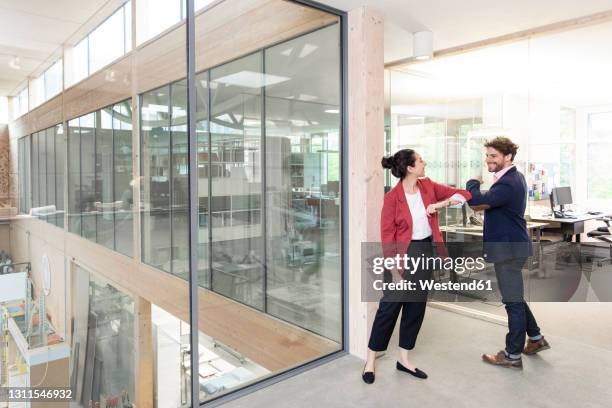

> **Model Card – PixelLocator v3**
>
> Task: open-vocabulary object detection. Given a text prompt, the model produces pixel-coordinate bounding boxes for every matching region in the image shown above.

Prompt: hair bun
[381,156,395,169]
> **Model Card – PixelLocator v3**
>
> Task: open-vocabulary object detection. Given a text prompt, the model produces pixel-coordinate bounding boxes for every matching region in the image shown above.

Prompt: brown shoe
[523,337,551,355]
[482,350,523,369]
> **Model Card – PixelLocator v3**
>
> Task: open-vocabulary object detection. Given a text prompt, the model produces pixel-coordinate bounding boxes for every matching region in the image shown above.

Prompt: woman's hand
[427,198,458,216]
[426,203,439,216]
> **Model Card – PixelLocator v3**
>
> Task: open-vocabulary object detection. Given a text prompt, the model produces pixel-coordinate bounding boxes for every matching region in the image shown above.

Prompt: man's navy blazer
[466,166,533,263]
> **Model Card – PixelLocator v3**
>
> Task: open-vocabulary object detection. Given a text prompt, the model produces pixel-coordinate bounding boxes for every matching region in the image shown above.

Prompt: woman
[362,149,471,384]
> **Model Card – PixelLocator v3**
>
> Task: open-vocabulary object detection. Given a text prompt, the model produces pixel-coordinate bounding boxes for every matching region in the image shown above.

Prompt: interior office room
[0,0,611,407]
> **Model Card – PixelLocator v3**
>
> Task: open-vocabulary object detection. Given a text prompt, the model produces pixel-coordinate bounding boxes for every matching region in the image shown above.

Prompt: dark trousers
[494,258,542,356]
[368,238,433,352]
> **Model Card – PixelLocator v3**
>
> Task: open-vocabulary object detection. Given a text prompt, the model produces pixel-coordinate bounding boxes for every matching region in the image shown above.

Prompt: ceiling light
[325,109,339,114]
[299,44,318,59]
[214,71,290,89]
[9,56,21,70]
[413,31,433,60]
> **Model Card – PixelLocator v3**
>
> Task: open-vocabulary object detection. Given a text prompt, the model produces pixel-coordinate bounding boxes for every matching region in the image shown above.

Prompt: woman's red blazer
[380,178,472,264]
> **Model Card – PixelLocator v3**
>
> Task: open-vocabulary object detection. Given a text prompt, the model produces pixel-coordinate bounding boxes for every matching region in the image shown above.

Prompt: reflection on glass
[196,71,210,288]
[171,80,189,279]
[264,25,342,342]
[71,266,135,406]
[114,101,134,256]
[209,53,264,310]
[96,108,115,249]
[587,112,612,199]
[55,124,66,227]
[31,132,39,209]
[18,136,31,214]
[68,119,81,234]
[45,127,55,223]
[68,102,134,254]
[141,86,172,272]
[81,113,97,242]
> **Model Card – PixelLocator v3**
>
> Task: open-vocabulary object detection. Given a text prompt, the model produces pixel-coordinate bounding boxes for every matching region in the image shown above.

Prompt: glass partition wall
[140,20,343,403]
[68,100,134,256]
[386,19,612,315]
[19,124,65,226]
[14,1,344,406]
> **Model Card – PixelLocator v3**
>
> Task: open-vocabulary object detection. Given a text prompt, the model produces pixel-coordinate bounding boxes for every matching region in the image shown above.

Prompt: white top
[405,190,433,240]
[405,191,467,240]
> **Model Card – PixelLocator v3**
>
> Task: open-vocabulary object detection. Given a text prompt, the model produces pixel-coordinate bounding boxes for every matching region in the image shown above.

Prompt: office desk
[440,221,548,273]
[529,213,612,242]
[440,222,548,241]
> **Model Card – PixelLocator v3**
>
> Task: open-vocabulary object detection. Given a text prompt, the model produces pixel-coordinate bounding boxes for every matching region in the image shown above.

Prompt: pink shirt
[493,165,515,184]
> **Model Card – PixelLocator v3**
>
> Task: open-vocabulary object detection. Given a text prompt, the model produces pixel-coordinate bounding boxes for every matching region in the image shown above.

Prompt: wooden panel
[30,357,70,408]
[11,94,63,138]
[13,217,338,371]
[133,24,186,94]
[194,0,338,72]
[63,55,133,121]
[347,7,385,360]
[135,297,154,408]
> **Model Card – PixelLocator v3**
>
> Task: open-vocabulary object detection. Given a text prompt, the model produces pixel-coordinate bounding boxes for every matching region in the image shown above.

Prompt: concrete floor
[223,307,612,408]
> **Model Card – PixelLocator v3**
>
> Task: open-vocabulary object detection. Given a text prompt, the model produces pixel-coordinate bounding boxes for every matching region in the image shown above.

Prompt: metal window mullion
[186,1,200,408]
[339,10,348,352]
[112,107,117,251]
[207,70,213,290]
[78,118,83,236]
[169,84,175,276]
[261,50,267,313]
[94,112,99,242]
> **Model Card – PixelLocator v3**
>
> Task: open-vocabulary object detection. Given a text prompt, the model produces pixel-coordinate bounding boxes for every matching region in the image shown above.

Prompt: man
[466,136,550,369]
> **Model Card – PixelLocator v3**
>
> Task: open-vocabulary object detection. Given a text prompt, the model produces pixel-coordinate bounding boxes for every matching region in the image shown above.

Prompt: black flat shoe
[362,365,375,384]
[396,361,428,379]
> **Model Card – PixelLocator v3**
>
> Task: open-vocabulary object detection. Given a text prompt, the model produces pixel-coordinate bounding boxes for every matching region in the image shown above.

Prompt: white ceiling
[0,0,107,96]
[389,21,612,115]
[319,0,612,63]
[2,0,612,98]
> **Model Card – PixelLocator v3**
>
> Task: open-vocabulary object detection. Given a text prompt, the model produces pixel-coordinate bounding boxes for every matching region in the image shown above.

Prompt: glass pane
[24,135,31,212]
[80,113,97,241]
[68,119,82,234]
[71,266,135,406]
[56,124,66,227]
[44,59,63,99]
[171,80,189,278]
[89,7,126,73]
[96,107,115,249]
[18,138,25,213]
[265,24,342,342]
[587,112,612,199]
[113,100,134,257]
[31,132,39,210]
[124,2,132,53]
[141,86,172,272]
[32,76,45,108]
[210,52,264,310]
[46,127,56,223]
[38,131,47,213]
[71,38,89,85]
[195,71,209,288]
[136,0,181,45]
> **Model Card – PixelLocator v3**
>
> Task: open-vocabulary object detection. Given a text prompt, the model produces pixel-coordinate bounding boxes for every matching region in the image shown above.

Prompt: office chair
[586,217,612,266]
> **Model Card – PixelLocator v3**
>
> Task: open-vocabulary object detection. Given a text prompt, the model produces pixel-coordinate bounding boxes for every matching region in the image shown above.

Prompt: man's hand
[470,176,484,184]
[470,204,490,211]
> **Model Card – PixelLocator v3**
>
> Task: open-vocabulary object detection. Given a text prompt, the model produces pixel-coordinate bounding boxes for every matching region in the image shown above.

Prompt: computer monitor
[550,186,572,211]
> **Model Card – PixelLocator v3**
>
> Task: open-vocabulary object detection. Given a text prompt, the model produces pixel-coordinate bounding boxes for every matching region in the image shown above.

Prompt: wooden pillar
[134,296,154,408]
[347,7,385,359]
